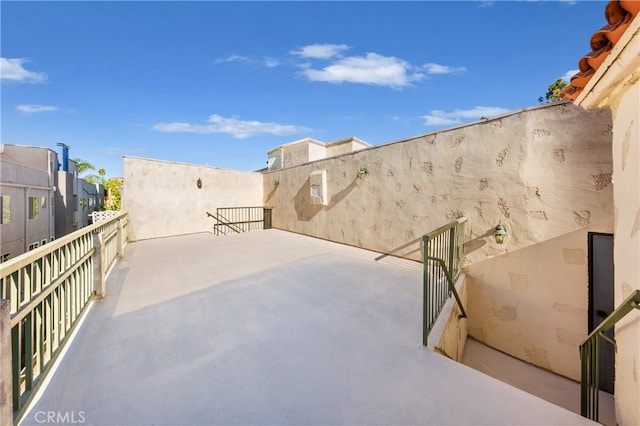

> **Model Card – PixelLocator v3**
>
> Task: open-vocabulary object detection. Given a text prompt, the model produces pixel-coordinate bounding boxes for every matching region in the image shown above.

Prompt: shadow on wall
[328,177,359,210]
[294,176,361,221]
[463,227,497,255]
[294,178,323,221]
[265,183,278,204]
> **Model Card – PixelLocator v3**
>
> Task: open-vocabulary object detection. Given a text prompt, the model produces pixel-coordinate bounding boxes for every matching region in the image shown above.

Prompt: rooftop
[560,0,639,101]
[19,230,594,425]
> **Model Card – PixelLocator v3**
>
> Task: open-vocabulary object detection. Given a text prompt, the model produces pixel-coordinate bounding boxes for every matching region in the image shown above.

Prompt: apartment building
[0,143,105,261]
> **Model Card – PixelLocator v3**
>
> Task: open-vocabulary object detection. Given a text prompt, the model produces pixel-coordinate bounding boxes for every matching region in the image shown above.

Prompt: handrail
[206,211,243,235]
[206,207,272,236]
[0,211,128,424]
[580,289,640,421]
[425,257,468,320]
[422,217,467,345]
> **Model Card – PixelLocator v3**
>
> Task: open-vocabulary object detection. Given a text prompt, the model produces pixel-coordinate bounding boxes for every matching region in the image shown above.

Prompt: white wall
[123,157,263,240]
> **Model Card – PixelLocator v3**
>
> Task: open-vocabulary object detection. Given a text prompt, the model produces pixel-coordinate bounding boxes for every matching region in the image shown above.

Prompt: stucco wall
[610,78,639,425]
[264,102,614,380]
[123,157,263,241]
[466,220,613,381]
[575,16,640,425]
[264,102,613,265]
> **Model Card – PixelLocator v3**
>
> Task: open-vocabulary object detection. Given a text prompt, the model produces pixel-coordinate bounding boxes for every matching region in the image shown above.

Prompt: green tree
[104,177,122,210]
[86,168,107,185]
[73,158,95,175]
[539,78,568,103]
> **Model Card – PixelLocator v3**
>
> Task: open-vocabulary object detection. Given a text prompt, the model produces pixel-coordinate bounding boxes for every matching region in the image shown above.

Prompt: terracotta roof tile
[560,0,639,101]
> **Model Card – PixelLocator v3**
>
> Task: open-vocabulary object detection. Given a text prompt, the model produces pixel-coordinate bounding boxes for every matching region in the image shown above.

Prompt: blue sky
[1,1,606,178]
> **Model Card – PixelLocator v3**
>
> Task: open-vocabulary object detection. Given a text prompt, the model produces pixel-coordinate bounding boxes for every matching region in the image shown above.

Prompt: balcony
[4,226,596,425]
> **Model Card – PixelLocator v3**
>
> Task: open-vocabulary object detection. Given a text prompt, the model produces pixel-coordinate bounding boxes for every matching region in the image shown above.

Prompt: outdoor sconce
[357,167,369,180]
[196,178,202,189]
[493,223,507,244]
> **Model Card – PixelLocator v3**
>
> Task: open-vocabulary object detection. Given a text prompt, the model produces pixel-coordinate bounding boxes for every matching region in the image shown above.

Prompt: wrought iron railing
[581,289,640,422]
[422,217,467,345]
[0,211,128,424]
[207,207,272,236]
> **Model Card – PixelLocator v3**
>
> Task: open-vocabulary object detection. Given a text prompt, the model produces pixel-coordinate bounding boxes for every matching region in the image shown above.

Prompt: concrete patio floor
[20,230,595,425]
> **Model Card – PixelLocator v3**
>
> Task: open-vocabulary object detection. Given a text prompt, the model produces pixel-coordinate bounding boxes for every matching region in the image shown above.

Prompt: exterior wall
[55,160,80,238]
[307,141,327,163]
[55,171,76,238]
[268,138,370,171]
[575,16,640,425]
[264,102,614,265]
[264,102,613,380]
[466,220,613,381]
[326,138,371,158]
[430,274,468,362]
[0,145,57,260]
[123,156,263,240]
[78,180,104,227]
[610,79,640,426]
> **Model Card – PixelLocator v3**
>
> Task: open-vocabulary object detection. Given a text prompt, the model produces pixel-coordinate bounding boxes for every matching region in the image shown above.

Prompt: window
[41,196,46,208]
[1,253,10,263]
[41,239,47,247]
[1,195,10,224]
[28,197,39,219]
[28,242,39,251]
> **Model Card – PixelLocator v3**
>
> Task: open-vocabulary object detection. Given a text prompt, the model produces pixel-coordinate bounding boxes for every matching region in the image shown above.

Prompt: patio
[19,230,594,425]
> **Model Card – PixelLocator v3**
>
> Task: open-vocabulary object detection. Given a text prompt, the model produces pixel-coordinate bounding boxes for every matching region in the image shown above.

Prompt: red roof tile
[560,0,639,101]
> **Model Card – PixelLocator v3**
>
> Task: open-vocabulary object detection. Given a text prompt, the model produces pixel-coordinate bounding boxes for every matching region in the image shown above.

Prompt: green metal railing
[423,217,467,345]
[207,207,272,236]
[580,289,640,422]
[0,211,128,424]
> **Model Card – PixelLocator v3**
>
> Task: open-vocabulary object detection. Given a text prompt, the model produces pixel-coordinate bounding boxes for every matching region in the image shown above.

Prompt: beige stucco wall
[575,15,640,425]
[466,220,613,381]
[610,80,640,426]
[123,157,263,241]
[264,102,613,265]
[431,274,468,362]
[264,102,614,382]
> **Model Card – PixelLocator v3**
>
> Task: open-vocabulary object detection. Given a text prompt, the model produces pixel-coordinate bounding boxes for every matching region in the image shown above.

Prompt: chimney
[56,143,70,172]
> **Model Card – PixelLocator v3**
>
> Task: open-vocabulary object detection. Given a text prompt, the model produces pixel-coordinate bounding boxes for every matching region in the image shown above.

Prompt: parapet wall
[264,102,614,265]
[123,157,263,241]
[263,101,614,380]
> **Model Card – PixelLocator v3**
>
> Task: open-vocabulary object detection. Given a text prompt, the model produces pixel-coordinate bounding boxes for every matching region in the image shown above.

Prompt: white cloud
[424,63,466,75]
[215,54,279,68]
[291,44,350,59]
[1,58,47,83]
[302,53,423,89]
[214,54,251,64]
[422,106,510,126]
[263,58,279,68]
[16,104,59,115]
[560,69,579,82]
[151,114,311,139]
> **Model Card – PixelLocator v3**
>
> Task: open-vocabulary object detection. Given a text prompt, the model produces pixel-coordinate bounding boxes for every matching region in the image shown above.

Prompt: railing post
[0,299,13,426]
[116,217,124,258]
[263,208,272,230]
[92,231,106,299]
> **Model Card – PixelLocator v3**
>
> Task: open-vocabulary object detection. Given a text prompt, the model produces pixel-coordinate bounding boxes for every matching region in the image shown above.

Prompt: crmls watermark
[34,411,86,424]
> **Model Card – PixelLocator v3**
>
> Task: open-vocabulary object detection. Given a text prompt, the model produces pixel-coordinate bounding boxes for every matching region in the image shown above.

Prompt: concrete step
[461,337,615,426]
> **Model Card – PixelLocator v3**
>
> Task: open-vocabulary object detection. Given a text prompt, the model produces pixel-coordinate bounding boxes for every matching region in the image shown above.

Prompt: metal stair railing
[422,217,467,345]
[206,211,243,236]
[580,289,640,422]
